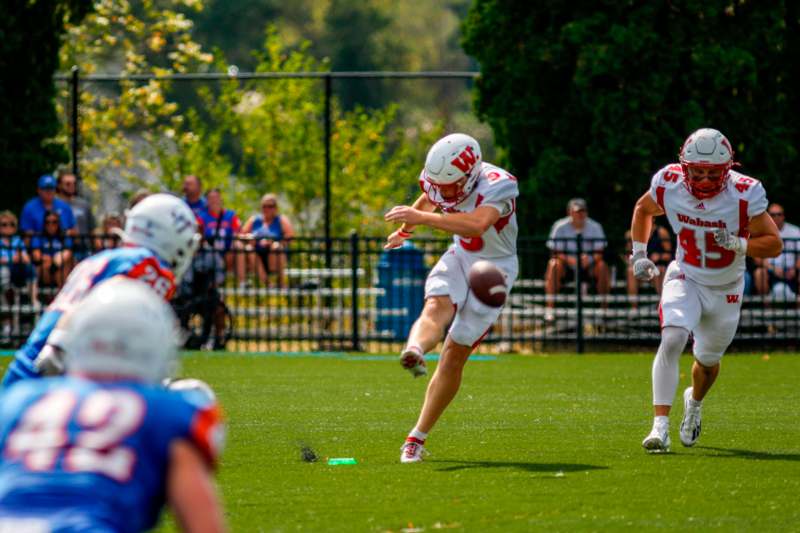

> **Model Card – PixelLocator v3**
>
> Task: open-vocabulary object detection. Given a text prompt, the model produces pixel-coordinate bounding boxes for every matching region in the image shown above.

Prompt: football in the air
[468,260,507,307]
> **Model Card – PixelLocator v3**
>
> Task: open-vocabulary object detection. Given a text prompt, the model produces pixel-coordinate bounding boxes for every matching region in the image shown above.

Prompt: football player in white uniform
[630,128,782,452]
[384,133,519,463]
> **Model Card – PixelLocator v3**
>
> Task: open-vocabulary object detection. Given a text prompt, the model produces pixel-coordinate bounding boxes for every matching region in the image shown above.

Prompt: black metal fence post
[324,74,332,272]
[70,66,80,180]
[575,234,584,354]
[350,231,360,352]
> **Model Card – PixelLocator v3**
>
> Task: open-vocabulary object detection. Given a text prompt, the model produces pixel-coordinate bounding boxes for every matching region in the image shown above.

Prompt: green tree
[59,0,227,206]
[463,1,800,241]
[59,2,440,234]
[0,0,91,212]
[202,30,441,234]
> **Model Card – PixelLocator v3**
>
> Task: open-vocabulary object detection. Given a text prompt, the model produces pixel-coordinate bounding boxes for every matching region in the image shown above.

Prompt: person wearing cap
[544,198,610,320]
[19,175,76,236]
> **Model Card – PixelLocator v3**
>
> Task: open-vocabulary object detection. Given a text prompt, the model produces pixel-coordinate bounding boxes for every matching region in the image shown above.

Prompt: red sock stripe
[405,436,425,445]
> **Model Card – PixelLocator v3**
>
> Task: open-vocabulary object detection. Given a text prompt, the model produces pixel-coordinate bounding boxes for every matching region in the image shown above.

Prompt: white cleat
[400,438,429,463]
[400,349,427,378]
[642,424,671,453]
[680,387,702,447]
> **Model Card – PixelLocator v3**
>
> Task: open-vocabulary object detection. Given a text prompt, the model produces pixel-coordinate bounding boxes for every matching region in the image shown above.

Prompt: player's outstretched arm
[384,193,436,249]
[630,192,664,243]
[385,205,500,237]
[743,211,783,258]
[168,440,227,533]
[630,192,664,281]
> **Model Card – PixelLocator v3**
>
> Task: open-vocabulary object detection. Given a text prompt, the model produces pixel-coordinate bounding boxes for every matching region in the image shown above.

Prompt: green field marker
[327,457,358,465]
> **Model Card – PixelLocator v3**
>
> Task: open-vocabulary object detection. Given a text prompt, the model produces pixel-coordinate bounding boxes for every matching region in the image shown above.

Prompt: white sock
[408,428,428,442]
[653,415,669,428]
[652,327,690,406]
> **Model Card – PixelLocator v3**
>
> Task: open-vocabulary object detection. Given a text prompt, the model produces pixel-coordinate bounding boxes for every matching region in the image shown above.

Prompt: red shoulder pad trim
[738,199,750,238]
[190,404,224,469]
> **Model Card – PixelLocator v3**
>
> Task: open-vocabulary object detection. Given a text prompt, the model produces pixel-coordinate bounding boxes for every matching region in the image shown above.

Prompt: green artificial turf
[150,351,800,532]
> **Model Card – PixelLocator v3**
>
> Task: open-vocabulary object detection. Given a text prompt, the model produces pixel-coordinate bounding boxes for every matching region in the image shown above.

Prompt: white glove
[33,328,68,376]
[34,344,65,376]
[713,228,748,255]
[631,250,659,281]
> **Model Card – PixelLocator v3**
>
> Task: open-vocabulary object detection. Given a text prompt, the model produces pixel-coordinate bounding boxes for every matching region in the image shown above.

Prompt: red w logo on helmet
[450,146,478,174]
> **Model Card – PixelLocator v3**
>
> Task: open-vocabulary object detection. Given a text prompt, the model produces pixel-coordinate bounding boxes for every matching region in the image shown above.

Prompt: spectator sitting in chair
[30,211,74,288]
[56,169,94,257]
[198,188,244,284]
[20,174,77,238]
[241,193,294,287]
[753,203,800,303]
[624,225,673,310]
[0,211,38,341]
[544,198,610,321]
[92,212,123,252]
[0,212,31,274]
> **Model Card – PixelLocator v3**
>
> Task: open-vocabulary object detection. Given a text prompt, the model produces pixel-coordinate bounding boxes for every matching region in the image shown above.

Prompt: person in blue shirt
[2,193,201,387]
[0,211,34,287]
[30,210,74,288]
[197,188,242,280]
[19,175,77,236]
[0,277,226,533]
[0,211,38,340]
[182,174,207,215]
[241,193,295,286]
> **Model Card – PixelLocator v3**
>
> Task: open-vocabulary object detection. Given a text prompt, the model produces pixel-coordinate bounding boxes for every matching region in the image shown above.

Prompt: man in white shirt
[544,198,610,320]
[753,203,800,299]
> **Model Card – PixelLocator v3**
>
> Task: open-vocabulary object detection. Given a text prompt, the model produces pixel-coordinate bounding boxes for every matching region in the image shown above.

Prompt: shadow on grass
[430,460,608,473]
[696,446,800,462]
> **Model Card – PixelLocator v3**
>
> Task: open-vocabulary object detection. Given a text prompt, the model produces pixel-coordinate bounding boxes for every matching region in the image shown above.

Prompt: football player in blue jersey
[2,193,201,387]
[0,277,226,533]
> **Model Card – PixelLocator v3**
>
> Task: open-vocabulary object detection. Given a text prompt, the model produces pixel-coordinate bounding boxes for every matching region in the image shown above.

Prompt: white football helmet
[679,128,735,199]
[120,193,200,281]
[62,277,179,383]
[163,377,217,405]
[423,133,482,208]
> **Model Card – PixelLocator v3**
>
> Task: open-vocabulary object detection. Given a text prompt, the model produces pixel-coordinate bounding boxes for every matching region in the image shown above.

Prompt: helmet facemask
[681,162,731,200]
[424,167,481,209]
[172,233,201,282]
[679,128,734,200]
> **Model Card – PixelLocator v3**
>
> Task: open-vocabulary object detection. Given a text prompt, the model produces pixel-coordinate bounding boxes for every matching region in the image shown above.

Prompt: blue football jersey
[0,376,223,533]
[3,247,176,387]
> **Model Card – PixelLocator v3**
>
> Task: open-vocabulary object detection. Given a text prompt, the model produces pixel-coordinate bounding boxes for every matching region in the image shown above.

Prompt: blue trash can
[376,241,427,340]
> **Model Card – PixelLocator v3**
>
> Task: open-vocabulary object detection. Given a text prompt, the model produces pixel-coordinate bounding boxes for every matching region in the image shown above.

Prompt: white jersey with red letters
[419,162,518,259]
[649,164,768,286]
